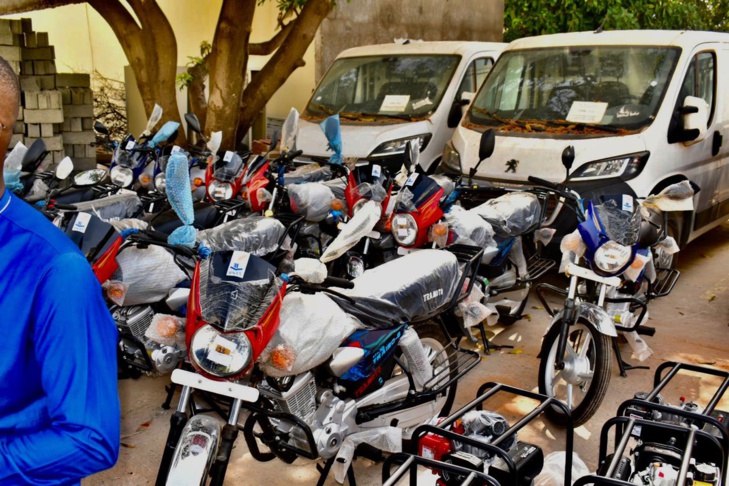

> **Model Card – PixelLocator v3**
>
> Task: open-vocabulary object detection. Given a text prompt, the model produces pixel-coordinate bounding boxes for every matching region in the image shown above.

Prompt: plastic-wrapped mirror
[151,121,180,147]
[404,140,419,170]
[185,113,202,136]
[94,120,109,135]
[55,156,74,180]
[280,108,299,152]
[74,169,107,186]
[320,115,343,164]
[207,131,222,154]
[144,104,163,136]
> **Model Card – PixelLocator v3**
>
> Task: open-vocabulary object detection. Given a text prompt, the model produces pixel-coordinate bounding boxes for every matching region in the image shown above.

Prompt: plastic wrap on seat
[446,205,497,249]
[74,192,143,221]
[258,292,362,377]
[283,164,331,185]
[331,249,460,328]
[115,245,187,305]
[288,183,335,222]
[109,218,149,232]
[197,215,285,255]
[471,192,541,237]
[323,177,347,200]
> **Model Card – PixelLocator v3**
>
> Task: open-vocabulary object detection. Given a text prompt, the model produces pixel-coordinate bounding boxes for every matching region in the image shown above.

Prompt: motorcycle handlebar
[322,276,355,289]
[527,176,576,201]
[53,202,78,210]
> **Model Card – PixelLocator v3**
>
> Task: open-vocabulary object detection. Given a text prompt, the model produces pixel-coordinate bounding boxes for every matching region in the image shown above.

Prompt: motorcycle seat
[638,207,663,247]
[471,192,541,237]
[330,249,461,329]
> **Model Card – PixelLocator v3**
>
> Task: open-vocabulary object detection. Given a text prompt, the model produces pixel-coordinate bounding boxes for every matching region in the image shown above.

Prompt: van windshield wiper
[307,103,335,116]
[338,111,416,121]
[540,118,619,133]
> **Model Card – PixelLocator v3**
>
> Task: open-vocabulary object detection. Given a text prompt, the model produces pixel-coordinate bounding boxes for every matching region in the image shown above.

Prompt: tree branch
[248,21,293,56]
[0,0,83,15]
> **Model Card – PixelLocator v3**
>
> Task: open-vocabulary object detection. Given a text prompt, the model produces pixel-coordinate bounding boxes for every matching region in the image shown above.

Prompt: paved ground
[86,223,729,485]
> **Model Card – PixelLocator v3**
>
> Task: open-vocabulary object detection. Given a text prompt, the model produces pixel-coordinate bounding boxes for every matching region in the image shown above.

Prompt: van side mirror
[94,120,108,135]
[478,129,495,161]
[184,113,203,136]
[681,96,709,145]
[460,92,475,106]
[448,99,465,128]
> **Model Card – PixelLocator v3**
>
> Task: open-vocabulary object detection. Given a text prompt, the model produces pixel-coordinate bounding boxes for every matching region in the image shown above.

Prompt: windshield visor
[304,54,460,121]
[469,46,680,134]
[198,251,283,332]
[585,197,641,247]
[212,152,244,182]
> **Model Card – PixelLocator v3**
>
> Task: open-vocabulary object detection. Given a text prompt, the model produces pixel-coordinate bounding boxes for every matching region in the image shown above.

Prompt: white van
[444,30,729,245]
[296,41,506,172]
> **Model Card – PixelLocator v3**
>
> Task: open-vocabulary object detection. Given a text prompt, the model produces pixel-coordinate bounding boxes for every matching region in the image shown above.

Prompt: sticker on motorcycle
[405,172,419,187]
[125,140,135,150]
[622,194,634,212]
[72,212,92,233]
[171,145,182,153]
[226,251,250,278]
[372,164,381,178]
[223,151,234,162]
[207,335,238,367]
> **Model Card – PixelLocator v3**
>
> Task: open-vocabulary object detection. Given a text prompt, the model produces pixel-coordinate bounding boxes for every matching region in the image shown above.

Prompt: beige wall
[4,1,316,134]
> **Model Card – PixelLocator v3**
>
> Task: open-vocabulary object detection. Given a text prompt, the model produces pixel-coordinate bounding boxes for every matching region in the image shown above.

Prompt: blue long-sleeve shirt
[0,189,120,485]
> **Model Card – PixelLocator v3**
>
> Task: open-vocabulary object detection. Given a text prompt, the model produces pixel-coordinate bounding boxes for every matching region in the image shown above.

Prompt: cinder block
[63,143,72,155]
[71,88,84,105]
[18,106,23,121]
[26,123,40,137]
[85,145,96,158]
[61,118,71,131]
[36,32,48,47]
[73,157,96,171]
[0,23,14,46]
[9,20,22,35]
[59,87,71,105]
[33,60,45,75]
[70,117,82,132]
[62,130,95,144]
[47,61,56,75]
[73,144,85,158]
[24,108,64,124]
[12,121,23,134]
[9,134,24,148]
[23,91,38,109]
[26,135,62,151]
[55,72,90,88]
[21,47,54,61]
[81,118,92,130]
[53,123,61,135]
[40,123,53,137]
[49,91,61,109]
[20,18,32,34]
[12,35,23,47]
[23,32,36,48]
[52,150,65,165]
[21,61,33,75]
[37,92,48,109]
[62,104,93,118]
[0,45,22,62]
[38,75,54,90]
[8,60,20,74]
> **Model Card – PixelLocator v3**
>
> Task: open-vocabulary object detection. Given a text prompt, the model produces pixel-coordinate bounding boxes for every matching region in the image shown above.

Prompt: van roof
[337,41,508,58]
[508,30,729,50]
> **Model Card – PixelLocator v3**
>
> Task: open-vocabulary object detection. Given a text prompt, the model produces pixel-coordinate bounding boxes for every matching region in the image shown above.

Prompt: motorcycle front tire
[537,319,612,427]
[413,321,458,417]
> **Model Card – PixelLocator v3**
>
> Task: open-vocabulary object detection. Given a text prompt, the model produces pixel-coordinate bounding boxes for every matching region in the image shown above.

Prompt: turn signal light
[433,222,448,237]
[193,177,204,187]
[331,198,344,211]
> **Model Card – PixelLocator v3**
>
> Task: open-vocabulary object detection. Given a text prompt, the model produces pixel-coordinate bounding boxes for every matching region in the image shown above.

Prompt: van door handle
[712,130,723,156]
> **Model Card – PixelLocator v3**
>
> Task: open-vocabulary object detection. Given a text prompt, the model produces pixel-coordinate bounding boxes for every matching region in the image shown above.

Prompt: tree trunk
[237,0,334,137]
[204,0,257,149]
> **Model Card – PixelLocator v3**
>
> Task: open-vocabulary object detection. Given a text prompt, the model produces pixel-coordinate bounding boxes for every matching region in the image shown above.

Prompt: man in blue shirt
[0,57,120,483]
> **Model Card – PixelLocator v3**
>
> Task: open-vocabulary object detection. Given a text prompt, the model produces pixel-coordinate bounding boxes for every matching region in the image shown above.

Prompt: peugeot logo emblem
[505,159,519,173]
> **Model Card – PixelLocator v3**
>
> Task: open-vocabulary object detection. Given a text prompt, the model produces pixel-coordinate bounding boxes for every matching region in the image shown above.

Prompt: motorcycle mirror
[184,113,203,136]
[21,138,48,172]
[280,108,299,152]
[269,130,280,151]
[404,140,419,171]
[93,120,109,135]
[562,146,575,172]
[478,129,495,162]
[55,156,74,180]
[73,168,107,186]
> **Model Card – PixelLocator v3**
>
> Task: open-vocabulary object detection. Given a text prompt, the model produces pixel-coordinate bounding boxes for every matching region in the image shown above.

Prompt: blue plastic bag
[165,152,196,247]
[149,121,180,148]
[319,115,343,165]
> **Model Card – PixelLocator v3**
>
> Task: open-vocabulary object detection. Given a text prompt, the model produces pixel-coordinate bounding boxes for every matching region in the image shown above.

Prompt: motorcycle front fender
[165,414,221,486]
[542,301,617,338]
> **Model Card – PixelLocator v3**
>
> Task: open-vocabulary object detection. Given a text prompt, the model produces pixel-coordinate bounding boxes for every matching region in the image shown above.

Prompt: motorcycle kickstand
[162,382,177,410]
[476,322,513,356]
[612,337,649,378]
[315,457,356,486]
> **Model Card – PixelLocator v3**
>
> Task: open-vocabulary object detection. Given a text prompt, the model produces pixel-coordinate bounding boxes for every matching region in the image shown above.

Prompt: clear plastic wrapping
[109,218,149,232]
[283,164,332,184]
[288,182,335,222]
[115,245,187,306]
[331,249,460,329]
[292,258,327,284]
[4,141,26,171]
[258,292,362,377]
[445,206,497,250]
[197,215,285,255]
[320,200,381,263]
[323,177,347,200]
[642,180,695,212]
[455,410,516,459]
[333,426,401,484]
[533,451,590,486]
[471,192,541,237]
[73,192,143,221]
[354,182,387,203]
[455,278,494,328]
[594,199,641,246]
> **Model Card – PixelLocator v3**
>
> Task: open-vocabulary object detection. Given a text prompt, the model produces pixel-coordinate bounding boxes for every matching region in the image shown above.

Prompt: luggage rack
[578,361,729,485]
[92,183,121,199]
[647,267,680,299]
[522,254,555,283]
[213,198,247,220]
[382,382,574,485]
[139,190,167,212]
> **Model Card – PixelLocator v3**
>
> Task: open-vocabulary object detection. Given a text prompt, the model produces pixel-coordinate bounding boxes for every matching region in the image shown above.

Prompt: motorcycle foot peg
[636,326,656,337]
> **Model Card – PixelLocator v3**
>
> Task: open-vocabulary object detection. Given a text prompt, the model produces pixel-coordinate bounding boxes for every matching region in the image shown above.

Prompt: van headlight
[110,166,134,187]
[208,180,234,201]
[570,152,649,181]
[190,325,252,378]
[369,134,431,158]
[441,141,462,174]
[594,241,632,274]
[154,173,166,193]
[391,213,418,246]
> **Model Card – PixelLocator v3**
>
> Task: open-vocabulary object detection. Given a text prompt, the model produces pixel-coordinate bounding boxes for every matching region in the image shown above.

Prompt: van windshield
[303,54,460,123]
[468,46,680,135]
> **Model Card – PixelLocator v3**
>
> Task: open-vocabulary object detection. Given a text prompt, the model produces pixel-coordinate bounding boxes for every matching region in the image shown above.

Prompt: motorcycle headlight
[154,173,167,193]
[570,152,649,181]
[351,198,368,215]
[369,134,432,158]
[190,325,252,378]
[594,241,632,274]
[441,140,462,174]
[391,213,418,246]
[110,166,133,188]
[208,180,234,201]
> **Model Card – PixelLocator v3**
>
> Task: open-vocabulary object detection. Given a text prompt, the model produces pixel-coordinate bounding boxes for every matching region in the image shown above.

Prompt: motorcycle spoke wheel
[538,320,612,427]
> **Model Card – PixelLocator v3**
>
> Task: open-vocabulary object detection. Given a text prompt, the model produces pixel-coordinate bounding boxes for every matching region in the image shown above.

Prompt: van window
[303,55,461,122]
[678,51,715,123]
[456,58,494,100]
[468,46,681,136]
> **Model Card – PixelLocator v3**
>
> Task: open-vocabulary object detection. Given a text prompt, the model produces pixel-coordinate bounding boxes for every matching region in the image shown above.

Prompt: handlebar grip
[54,203,78,210]
[322,276,355,289]
[145,229,172,243]
[289,150,304,159]
[527,176,559,190]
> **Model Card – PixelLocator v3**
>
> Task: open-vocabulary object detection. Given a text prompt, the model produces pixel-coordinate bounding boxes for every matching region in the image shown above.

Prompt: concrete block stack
[0,18,97,170]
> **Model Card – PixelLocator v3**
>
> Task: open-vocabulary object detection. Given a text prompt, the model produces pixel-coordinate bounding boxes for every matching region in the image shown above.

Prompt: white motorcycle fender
[165,414,220,485]
[543,301,617,338]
